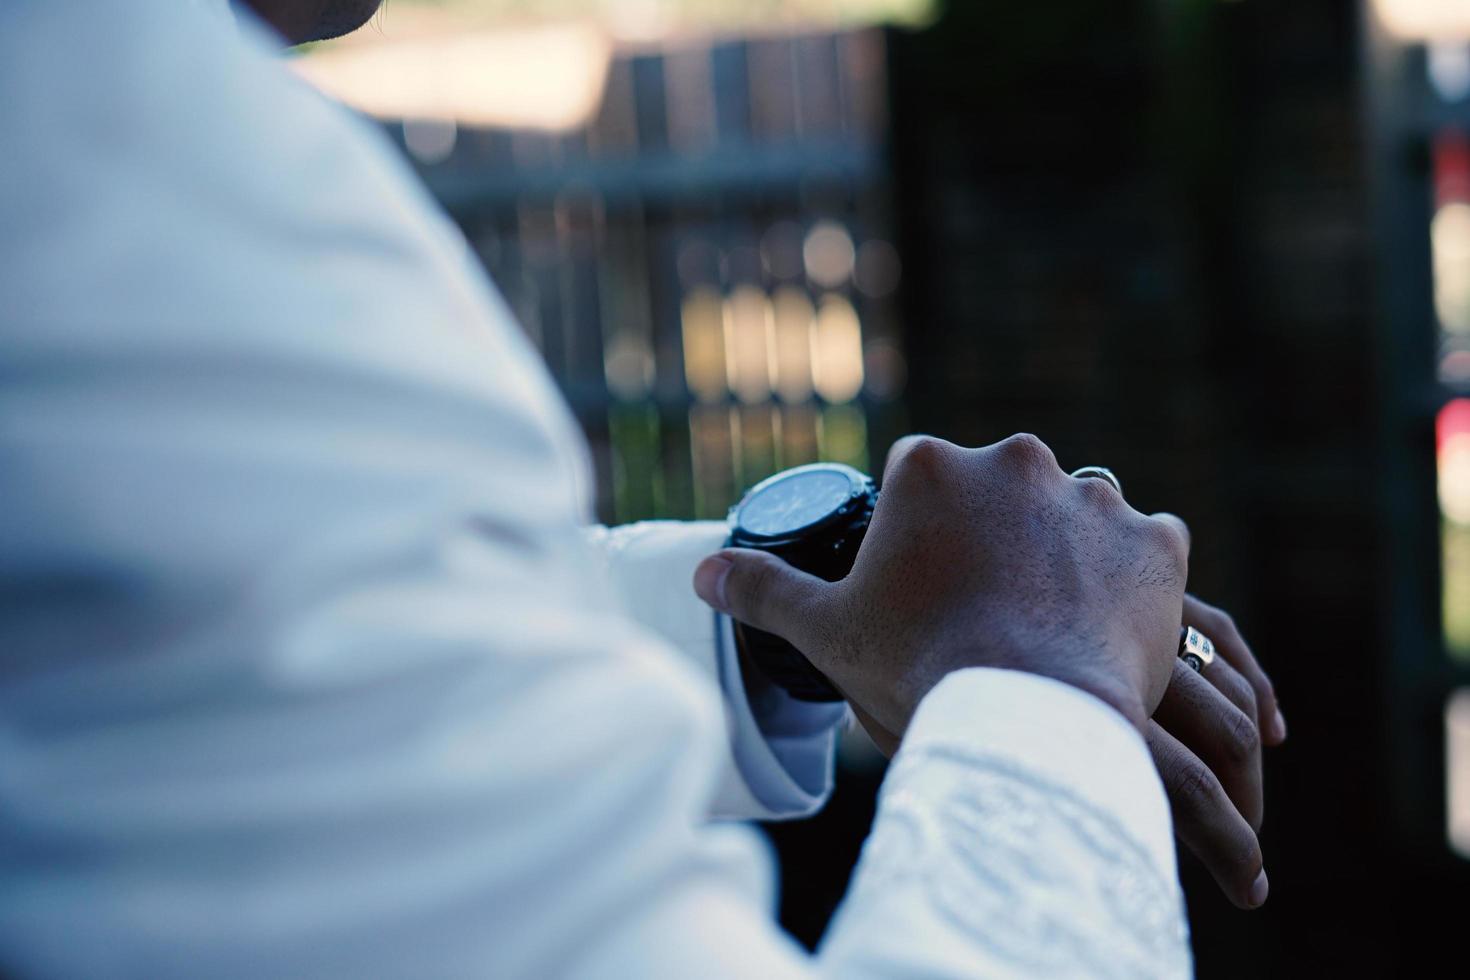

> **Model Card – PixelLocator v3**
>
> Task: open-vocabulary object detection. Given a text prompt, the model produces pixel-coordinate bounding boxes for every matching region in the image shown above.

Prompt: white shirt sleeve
[818,669,1192,978]
[0,3,1189,976]
[585,521,846,820]
[566,670,1192,980]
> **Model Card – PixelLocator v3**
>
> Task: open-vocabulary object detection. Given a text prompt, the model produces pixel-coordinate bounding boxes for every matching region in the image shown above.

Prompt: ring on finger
[1069,465,1123,496]
[1179,626,1217,672]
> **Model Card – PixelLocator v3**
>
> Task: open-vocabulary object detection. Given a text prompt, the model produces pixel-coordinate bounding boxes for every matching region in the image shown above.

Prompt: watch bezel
[727,462,870,545]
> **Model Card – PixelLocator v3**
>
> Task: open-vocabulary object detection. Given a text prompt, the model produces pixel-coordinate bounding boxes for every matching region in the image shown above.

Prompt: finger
[693,548,834,651]
[1184,594,1286,745]
[1153,659,1263,831]
[1192,648,1258,726]
[1150,512,1191,556]
[1147,721,1269,910]
[1070,468,1127,511]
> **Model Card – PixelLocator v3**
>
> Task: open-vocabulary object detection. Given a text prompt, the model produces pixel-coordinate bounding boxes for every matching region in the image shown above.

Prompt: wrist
[921,641,1152,737]
[1071,678,1148,735]
[1009,635,1155,735]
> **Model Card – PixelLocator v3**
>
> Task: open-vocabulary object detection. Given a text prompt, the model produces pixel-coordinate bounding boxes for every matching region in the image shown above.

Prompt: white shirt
[0,1,1191,976]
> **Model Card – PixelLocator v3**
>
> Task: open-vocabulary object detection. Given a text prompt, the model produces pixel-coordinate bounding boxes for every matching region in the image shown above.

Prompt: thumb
[692,548,833,647]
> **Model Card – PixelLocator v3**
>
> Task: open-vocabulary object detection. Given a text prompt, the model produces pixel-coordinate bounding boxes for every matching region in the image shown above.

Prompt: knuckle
[886,434,951,483]
[902,433,947,463]
[1141,517,1189,576]
[1203,606,1241,646]
[1172,759,1222,813]
[1222,706,1262,763]
[1200,606,1275,704]
[1076,473,1124,509]
[1152,512,1190,549]
[1232,675,1260,721]
[995,432,1057,470]
[1214,609,1238,636]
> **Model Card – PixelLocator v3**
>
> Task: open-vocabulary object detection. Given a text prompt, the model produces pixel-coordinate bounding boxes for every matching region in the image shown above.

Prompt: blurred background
[297,0,1469,973]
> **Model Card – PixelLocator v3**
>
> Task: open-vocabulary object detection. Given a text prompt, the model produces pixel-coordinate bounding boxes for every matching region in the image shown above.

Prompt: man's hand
[693,433,1188,741]
[696,434,1287,912]
[1149,590,1286,910]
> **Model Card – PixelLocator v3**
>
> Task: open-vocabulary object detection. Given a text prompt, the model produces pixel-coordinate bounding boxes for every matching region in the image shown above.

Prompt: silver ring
[1069,465,1123,496]
[1179,626,1216,672]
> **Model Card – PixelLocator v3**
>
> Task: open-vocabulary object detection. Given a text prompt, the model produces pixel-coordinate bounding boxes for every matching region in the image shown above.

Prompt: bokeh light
[803,222,856,289]
[682,288,727,404]
[1450,690,1470,857]
[772,287,817,403]
[812,294,865,403]
[1432,201,1470,334]
[724,286,775,405]
[1373,0,1470,42]
[1441,399,1470,660]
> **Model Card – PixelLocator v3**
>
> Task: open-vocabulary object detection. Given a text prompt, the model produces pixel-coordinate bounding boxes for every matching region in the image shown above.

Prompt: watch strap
[733,619,844,702]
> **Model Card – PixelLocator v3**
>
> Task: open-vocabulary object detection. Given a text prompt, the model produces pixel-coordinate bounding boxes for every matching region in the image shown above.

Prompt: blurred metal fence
[389,28,907,523]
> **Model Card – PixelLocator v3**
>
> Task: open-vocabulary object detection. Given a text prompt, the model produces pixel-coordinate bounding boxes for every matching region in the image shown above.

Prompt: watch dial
[739,469,853,537]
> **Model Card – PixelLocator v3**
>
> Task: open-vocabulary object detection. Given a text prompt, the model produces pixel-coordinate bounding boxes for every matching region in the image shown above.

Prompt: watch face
[736,466,856,538]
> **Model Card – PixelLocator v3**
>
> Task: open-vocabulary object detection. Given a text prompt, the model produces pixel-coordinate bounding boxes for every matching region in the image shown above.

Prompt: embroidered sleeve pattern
[846,745,1191,980]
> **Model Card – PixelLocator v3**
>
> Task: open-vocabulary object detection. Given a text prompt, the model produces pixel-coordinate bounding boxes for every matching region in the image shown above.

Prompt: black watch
[725,462,877,702]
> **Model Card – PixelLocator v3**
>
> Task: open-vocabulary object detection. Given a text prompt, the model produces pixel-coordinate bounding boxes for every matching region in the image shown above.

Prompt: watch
[725,462,877,702]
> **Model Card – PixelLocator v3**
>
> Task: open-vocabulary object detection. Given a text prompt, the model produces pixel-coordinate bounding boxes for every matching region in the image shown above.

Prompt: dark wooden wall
[875,0,1464,972]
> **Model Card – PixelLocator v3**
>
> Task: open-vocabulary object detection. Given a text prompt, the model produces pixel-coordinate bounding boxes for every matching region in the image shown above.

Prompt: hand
[693,433,1189,739]
[1149,588,1286,910]
[844,589,1289,911]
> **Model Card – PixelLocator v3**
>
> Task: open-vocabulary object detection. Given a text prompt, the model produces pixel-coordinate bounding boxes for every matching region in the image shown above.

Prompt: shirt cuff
[713,611,846,820]
[586,520,844,821]
[899,667,1177,881]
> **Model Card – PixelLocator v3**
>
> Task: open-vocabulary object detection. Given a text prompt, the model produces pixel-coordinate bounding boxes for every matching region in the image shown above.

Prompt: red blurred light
[1436,130,1470,208]
[1441,398,1470,454]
